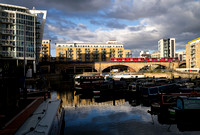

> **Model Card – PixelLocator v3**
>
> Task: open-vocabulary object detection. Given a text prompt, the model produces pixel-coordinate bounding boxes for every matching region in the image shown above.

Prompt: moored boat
[15,99,64,135]
[75,75,105,90]
[175,96,200,131]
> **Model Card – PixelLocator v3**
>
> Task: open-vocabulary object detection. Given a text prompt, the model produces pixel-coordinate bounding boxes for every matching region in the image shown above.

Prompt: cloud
[0,0,112,14]
[1,0,200,57]
[90,19,127,29]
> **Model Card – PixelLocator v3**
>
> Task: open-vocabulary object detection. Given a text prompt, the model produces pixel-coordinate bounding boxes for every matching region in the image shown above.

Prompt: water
[54,90,200,135]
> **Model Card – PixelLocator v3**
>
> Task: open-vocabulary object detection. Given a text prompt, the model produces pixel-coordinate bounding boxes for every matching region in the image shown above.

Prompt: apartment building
[158,38,175,57]
[56,40,131,62]
[139,50,151,57]
[175,51,186,61]
[0,3,47,73]
[186,37,200,68]
[151,51,160,57]
[40,39,51,62]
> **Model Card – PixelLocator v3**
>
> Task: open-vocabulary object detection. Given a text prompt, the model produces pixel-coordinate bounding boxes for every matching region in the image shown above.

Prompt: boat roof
[15,99,61,135]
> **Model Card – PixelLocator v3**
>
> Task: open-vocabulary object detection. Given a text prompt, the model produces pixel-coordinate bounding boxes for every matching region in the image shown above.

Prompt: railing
[1,43,15,47]
[0,19,15,24]
[0,30,15,35]
[42,49,48,52]
[85,50,90,52]
[110,49,115,52]
[93,50,99,52]
[0,51,15,57]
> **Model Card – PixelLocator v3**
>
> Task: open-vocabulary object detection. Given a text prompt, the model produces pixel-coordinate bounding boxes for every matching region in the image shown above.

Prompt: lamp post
[23,23,27,99]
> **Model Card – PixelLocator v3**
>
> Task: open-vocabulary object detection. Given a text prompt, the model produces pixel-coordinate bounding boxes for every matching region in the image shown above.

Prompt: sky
[0,0,200,56]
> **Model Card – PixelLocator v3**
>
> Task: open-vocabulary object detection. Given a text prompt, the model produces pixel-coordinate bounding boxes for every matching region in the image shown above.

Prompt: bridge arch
[100,63,137,73]
[179,62,186,68]
[138,64,168,72]
[102,65,136,72]
[56,63,97,74]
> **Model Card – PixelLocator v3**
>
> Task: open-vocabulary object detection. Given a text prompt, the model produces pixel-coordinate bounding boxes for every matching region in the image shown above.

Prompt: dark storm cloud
[1,0,200,55]
[104,0,200,47]
[128,26,145,31]
[90,20,102,25]
[0,0,112,13]
[105,0,188,20]
[45,0,112,12]
[90,19,127,29]
[105,21,127,29]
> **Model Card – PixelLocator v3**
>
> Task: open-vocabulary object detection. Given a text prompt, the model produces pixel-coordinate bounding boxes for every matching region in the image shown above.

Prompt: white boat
[15,99,64,135]
[112,74,145,79]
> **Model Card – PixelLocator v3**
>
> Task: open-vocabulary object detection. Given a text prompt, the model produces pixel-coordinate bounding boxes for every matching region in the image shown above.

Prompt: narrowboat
[15,99,65,135]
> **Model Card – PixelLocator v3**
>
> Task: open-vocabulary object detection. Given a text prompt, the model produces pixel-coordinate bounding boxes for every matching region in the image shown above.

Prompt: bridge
[54,61,185,74]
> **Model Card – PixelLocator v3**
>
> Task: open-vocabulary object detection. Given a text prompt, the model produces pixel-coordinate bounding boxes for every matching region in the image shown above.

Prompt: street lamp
[23,23,27,99]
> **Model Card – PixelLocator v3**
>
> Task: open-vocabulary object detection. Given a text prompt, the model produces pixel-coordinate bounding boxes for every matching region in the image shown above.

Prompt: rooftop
[0,3,29,10]
[188,37,200,44]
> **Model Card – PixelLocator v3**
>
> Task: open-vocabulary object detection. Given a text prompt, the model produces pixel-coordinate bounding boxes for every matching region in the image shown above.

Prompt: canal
[52,88,200,135]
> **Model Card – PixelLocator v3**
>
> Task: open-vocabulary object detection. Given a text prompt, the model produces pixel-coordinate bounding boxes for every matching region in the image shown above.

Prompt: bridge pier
[74,66,76,73]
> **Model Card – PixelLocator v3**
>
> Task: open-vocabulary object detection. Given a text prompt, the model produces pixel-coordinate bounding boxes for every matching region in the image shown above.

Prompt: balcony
[93,49,99,52]
[42,53,48,56]
[42,46,48,48]
[110,55,115,58]
[76,49,82,52]
[42,49,48,52]
[126,54,132,57]
[101,54,106,57]
[85,50,90,52]
[110,49,115,52]
[0,30,15,35]
[93,56,99,59]
[0,19,15,24]
[1,43,15,47]
[93,50,99,54]
[85,56,90,59]
[0,51,15,58]
[191,44,195,47]
[191,63,196,67]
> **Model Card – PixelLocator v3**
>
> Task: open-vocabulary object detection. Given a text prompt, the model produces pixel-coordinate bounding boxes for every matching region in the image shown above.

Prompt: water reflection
[56,90,126,107]
[55,90,200,135]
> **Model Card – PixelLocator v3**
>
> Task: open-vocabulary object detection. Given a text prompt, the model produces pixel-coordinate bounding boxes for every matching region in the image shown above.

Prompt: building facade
[0,3,47,73]
[139,50,151,57]
[186,37,200,68]
[151,51,160,57]
[40,39,51,62]
[175,51,186,61]
[56,41,131,62]
[158,38,175,57]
